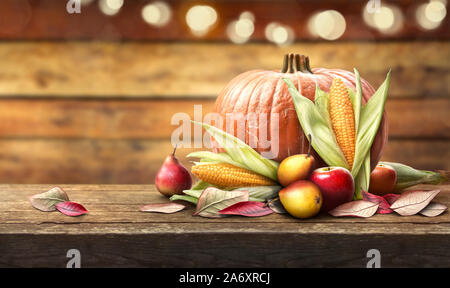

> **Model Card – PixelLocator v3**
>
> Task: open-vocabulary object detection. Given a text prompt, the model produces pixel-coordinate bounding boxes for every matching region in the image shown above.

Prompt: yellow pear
[277,135,315,187]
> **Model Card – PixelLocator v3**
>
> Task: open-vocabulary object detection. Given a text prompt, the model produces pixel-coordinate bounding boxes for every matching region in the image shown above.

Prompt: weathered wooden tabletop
[0,184,449,268]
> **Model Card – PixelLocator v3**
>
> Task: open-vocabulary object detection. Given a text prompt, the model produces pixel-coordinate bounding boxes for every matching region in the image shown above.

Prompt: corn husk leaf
[353,153,371,200]
[233,186,281,202]
[352,70,391,179]
[352,68,363,133]
[170,194,198,204]
[191,121,279,180]
[284,78,349,169]
[187,151,246,169]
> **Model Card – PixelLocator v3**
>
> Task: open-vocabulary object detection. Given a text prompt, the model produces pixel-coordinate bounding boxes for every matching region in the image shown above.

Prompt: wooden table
[0,184,449,268]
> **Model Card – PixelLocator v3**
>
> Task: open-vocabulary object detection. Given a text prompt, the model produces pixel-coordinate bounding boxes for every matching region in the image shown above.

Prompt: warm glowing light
[416,1,447,30]
[226,12,255,44]
[239,11,255,22]
[142,2,171,27]
[425,1,447,22]
[265,22,294,45]
[374,6,395,30]
[363,4,403,34]
[99,0,124,16]
[308,10,346,40]
[186,5,218,36]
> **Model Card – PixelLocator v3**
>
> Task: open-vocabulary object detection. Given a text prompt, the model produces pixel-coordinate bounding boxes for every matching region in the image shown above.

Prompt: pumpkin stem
[281,54,314,74]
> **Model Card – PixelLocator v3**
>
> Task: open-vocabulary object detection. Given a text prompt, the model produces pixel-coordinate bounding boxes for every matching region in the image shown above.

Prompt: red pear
[155,147,192,197]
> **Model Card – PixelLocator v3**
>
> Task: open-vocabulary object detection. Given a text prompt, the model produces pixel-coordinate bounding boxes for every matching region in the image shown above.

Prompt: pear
[155,147,192,197]
[277,135,315,187]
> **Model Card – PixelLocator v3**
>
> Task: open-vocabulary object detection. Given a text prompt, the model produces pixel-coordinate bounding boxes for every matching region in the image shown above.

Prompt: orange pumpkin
[212,53,388,169]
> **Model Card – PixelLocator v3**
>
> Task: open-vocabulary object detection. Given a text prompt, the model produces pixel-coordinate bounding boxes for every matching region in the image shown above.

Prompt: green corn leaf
[233,186,282,202]
[353,68,363,133]
[169,194,198,204]
[191,180,211,190]
[187,151,246,169]
[183,189,203,198]
[352,70,391,178]
[353,152,371,200]
[191,121,279,181]
[314,86,333,130]
[284,78,349,169]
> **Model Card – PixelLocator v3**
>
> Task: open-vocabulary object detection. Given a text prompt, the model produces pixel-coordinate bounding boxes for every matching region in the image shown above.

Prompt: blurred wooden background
[0,0,448,184]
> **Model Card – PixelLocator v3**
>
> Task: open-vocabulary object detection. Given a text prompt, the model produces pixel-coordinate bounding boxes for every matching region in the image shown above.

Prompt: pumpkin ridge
[238,72,272,146]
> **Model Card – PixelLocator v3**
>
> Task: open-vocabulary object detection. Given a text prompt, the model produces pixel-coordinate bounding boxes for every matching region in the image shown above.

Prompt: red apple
[309,167,354,212]
[369,164,397,196]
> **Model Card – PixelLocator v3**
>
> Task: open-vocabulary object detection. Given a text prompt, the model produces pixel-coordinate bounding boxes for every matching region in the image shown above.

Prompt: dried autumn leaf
[219,201,273,217]
[362,190,393,214]
[383,193,400,205]
[55,201,88,217]
[30,187,70,212]
[267,198,287,214]
[390,189,440,216]
[419,202,447,217]
[194,187,249,218]
[140,202,186,214]
[329,200,379,218]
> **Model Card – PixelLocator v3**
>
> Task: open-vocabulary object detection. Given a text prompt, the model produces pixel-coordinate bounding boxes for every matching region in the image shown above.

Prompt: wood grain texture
[0,184,448,267]
[0,0,447,41]
[0,41,448,98]
[0,139,447,184]
[0,98,448,139]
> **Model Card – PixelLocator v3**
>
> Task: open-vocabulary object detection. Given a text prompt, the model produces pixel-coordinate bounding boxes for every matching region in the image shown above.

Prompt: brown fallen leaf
[329,200,379,218]
[140,202,186,214]
[30,187,70,212]
[419,202,447,217]
[390,189,440,216]
[194,187,249,218]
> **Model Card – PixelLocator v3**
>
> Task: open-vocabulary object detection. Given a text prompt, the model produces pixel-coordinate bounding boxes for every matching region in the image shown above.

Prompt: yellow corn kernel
[329,77,356,169]
[191,163,276,188]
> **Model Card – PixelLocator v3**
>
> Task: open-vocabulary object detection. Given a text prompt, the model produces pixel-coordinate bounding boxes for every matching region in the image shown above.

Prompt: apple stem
[307,134,312,157]
[172,144,178,156]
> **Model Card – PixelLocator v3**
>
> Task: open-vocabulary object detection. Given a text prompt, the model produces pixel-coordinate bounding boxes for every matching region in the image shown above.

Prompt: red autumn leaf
[329,200,379,218]
[140,202,186,214]
[383,193,400,205]
[219,201,273,217]
[362,190,393,214]
[55,201,88,216]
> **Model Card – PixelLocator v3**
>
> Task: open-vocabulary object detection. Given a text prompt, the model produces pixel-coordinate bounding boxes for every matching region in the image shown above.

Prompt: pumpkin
[212,53,388,170]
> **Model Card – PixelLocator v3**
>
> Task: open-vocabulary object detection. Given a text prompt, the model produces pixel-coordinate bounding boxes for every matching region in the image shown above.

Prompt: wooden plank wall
[0,0,448,184]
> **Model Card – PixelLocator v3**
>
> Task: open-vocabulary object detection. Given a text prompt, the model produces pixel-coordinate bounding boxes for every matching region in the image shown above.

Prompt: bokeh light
[99,0,124,16]
[416,1,447,30]
[226,12,255,44]
[142,2,172,27]
[265,22,294,45]
[308,10,346,40]
[363,3,404,34]
[186,5,218,36]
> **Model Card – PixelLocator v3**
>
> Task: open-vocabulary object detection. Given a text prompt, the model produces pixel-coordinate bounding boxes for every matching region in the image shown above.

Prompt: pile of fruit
[148,54,447,219]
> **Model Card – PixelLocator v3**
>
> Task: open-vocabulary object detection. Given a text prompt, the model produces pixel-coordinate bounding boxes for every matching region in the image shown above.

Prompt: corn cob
[191,163,276,188]
[329,77,356,169]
